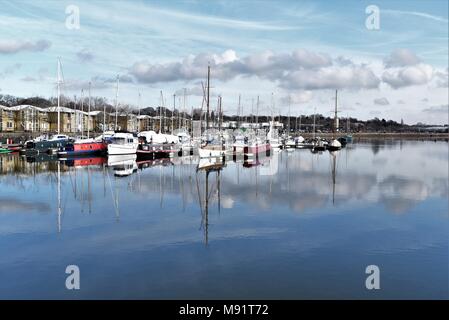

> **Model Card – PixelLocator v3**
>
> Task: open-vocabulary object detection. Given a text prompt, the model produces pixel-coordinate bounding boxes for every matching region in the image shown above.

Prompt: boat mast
[57,58,61,134]
[334,89,338,137]
[74,95,77,134]
[159,91,163,133]
[218,96,222,133]
[114,75,120,131]
[183,88,187,130]
[172,93,176,134]
[313,108,316,140]
[237,94,241,128]
[288,95,291,136]
[80,89,84,136]
[87,81,91,139]
[256,95,259,130]
[138,91,141,117]
[206,64,210,130]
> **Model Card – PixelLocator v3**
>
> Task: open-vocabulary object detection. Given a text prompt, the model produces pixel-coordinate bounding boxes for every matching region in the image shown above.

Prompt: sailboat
[20,58,73,156]
[310,109,327,152]
[328,90,342,151]
[198,66,227,158]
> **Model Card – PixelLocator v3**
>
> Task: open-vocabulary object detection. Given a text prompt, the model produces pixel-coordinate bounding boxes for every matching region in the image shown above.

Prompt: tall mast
[74,95,77,133]
[206,64,210,130]
[80,89,84,136]
[87,81,91,139]
[57,58,61,134]
[256,95,259,129]
[313,108,316,140]
[288,95,291,135]
[183,88,187,129]
[219,96,223,132]
[172,94,175,133]
[159,91,163,133]
[114,75,120,131]
[334,89,338,135]
[138,91,141,117]
[237,94,241,128]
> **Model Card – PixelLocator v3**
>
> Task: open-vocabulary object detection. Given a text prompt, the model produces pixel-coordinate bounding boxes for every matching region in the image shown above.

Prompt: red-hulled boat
[58,139,107,157]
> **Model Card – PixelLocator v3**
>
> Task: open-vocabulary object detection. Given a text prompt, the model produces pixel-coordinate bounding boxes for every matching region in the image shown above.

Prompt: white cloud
[0,39,51,54]
[384,49,420,68]
[281,65,380,90]
[129,49,380,92]
[382,63,434,89]
[434,68,448,88]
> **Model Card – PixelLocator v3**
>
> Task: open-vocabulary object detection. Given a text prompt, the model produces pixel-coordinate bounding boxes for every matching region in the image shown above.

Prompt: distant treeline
[1,94,446,133]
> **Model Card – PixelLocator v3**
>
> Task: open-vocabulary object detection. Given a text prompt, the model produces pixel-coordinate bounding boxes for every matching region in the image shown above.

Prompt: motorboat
[107,132,139,155]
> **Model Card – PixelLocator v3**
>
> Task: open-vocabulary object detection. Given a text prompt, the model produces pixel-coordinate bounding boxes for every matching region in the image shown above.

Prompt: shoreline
[0,131,447,144]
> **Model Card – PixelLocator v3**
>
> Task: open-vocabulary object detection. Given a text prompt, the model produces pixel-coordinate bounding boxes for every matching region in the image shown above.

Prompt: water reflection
[0,140,447,299]
[0,141,447,227]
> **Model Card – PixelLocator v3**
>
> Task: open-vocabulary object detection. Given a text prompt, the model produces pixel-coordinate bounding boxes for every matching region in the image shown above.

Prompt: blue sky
[0,0,448,124]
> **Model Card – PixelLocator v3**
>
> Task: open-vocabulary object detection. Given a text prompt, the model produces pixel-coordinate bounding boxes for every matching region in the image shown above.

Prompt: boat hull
[58,142,107,157]
[107,143,138,155]
[137,143,180,158]
[20,140,71,155]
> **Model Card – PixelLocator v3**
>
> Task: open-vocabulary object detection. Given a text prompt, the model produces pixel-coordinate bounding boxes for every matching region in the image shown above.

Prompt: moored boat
[20,134,73,156]
[58,138,107,157]
[327,139,342,151]
[0,146,11,154]
[107,132,139,155]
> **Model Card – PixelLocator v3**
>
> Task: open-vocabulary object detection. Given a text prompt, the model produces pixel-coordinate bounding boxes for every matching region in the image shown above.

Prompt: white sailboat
[328,90,342,151]
[199,66,226,158]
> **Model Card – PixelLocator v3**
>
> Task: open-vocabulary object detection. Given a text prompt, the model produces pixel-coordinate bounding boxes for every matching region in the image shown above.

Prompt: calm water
[0,140,447,299]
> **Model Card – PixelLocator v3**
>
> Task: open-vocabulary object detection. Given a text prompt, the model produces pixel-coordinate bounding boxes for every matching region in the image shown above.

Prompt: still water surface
[0,140,447,299]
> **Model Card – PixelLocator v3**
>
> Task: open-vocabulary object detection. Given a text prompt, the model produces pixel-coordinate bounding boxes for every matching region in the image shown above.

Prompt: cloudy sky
[0,0,448,124]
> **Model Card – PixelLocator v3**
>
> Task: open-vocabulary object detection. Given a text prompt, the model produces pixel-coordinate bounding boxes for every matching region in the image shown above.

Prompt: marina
[0,0,447,304]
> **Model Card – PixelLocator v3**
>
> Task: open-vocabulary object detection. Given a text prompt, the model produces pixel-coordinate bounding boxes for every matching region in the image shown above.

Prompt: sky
[0,0,448,124]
